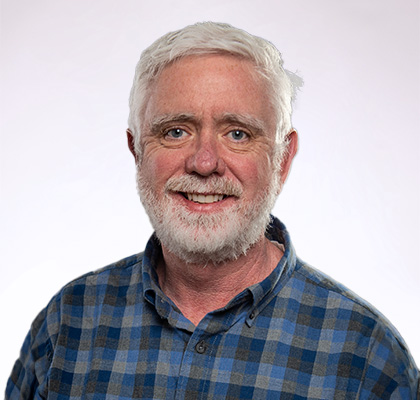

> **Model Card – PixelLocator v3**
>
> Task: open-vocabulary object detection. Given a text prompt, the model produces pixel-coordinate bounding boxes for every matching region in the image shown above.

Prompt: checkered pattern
[6,218,419,399]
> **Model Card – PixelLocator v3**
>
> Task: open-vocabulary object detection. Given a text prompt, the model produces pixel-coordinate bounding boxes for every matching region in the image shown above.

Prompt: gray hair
[128,22,301,168]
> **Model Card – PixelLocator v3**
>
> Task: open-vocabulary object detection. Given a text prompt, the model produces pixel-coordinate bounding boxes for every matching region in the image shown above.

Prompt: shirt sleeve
[358,319,419,399]
[5,306,54,400]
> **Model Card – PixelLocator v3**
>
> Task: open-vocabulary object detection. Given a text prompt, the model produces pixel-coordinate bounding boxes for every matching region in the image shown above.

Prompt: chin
[146,193,274,264]
[137,169,279,265]
[156,216,265,265]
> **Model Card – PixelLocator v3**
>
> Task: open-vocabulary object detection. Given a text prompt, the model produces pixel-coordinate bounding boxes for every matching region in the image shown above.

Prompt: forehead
[143,54,276,128]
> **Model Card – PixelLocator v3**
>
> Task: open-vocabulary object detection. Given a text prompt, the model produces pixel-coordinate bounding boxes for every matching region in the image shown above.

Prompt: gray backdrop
[1,0,419,386]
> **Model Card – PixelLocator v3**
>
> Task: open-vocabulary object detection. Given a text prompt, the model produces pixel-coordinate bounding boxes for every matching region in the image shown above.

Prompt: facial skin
[130,54,295,264]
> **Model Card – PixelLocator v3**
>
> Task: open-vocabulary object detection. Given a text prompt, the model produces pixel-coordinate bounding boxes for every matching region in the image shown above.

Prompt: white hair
[128,21,301,169]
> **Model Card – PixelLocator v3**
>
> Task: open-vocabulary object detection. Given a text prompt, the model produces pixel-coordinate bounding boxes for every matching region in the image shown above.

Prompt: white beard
[137,167,280,264]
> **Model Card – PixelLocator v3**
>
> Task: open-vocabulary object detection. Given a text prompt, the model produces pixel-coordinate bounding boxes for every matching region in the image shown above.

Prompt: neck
[156,236,283,326]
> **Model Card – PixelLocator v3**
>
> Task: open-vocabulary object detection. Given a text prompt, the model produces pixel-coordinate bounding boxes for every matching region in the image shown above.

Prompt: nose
[185,135,226,176]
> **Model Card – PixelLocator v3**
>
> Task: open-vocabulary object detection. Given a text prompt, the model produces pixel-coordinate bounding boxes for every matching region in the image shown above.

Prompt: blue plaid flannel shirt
[6,217,419,399]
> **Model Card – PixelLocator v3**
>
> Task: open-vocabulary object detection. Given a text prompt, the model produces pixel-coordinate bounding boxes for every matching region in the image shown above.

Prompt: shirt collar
[142,216,297,327]
[244,216,297,326]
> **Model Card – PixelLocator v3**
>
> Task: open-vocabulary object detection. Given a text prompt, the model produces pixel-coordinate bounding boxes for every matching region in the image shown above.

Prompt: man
[6,22,418,399]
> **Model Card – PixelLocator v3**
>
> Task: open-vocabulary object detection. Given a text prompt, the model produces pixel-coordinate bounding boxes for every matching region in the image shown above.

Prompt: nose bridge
[185,128,225,176]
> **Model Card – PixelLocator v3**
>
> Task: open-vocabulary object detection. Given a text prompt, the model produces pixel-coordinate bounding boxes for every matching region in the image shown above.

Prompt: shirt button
[195,340,208,354]
[249,311,255,319]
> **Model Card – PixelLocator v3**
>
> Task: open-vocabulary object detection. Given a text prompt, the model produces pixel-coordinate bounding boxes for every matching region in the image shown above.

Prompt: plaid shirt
[7,217,419,399]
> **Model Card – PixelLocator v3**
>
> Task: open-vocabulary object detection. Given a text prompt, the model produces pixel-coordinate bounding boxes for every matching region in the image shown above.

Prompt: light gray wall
[1,0,419,385]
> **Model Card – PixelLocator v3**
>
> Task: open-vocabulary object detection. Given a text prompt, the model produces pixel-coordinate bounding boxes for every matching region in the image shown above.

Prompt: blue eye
[228,130,248,141]
[165,128,188,139]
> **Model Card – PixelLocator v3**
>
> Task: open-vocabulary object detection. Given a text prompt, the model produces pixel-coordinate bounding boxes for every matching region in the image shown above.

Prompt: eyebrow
[216,112,266,133]
[149,113,198,133]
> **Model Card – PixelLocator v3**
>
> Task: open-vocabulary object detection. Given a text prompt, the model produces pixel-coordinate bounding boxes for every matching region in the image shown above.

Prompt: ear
[279,130,298,185]
[126,129,138,161]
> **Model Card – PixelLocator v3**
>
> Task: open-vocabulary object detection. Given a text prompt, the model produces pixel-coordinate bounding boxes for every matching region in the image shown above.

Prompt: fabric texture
[6,217,419,399]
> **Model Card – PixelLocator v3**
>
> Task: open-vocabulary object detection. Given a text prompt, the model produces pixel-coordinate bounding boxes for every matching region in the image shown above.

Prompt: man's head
[127,22,299,264]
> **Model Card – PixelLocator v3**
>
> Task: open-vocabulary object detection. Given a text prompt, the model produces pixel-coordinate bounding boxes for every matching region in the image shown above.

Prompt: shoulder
[291,259,407,343]
[43,252,145,311]
[290,259,419,397]
[292,260,401,329]
[42,252,146,329]
[62,251,145,290]
[47,251,146,343]
[59,252,144,293]
[5,252,145,398]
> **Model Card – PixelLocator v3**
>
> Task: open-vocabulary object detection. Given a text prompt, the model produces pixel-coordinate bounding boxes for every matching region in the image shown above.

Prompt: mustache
[165,175,243,197]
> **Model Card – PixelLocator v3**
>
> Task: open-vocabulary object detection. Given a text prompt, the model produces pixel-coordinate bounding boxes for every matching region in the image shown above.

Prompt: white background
[1,0,419,390]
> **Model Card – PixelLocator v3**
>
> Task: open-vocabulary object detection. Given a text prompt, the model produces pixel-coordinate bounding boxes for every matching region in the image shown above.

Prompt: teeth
[186,193,225,204]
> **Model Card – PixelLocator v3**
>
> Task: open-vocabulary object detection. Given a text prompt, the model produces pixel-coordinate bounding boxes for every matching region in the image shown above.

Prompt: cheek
[228,154,272,187]
[142,150,184,187]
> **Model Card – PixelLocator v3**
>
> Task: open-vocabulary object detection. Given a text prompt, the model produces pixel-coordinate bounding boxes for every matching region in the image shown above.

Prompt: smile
[184,193,226,204]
